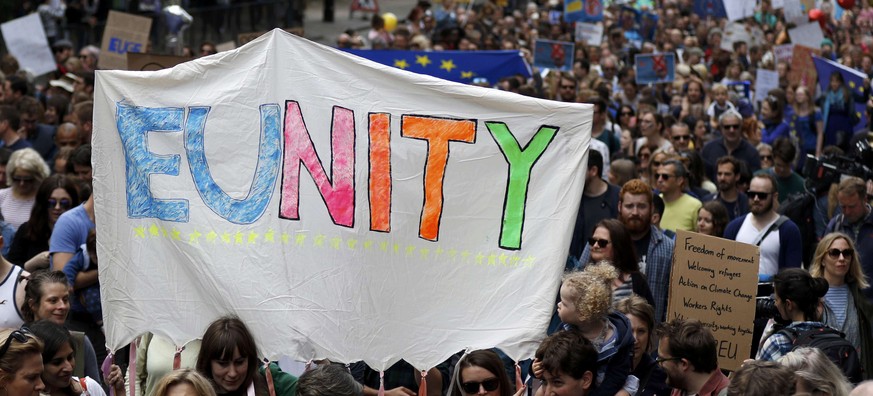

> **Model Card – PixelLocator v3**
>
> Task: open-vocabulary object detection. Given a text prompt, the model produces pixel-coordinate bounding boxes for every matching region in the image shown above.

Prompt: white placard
[788,23,825,50]
[721,23,762,52]
[0,14,57,77]
[724,0,756,21]
[783,0,806,24]
[755,69,780,102]
[575,22,604,46]
[94,30,592,371]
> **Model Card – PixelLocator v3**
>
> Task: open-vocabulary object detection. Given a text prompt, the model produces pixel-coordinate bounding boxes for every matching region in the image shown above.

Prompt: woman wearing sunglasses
[0,327,45,396]
[579,219,655,309]
[0,148,51,230]
[810,233,873,380]
[28,320,120,396]
[7,175,80,270]
[450,349,519,396]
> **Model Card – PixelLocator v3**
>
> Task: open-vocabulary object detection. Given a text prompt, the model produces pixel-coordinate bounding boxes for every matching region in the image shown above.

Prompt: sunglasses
[761,155,773,161]
[621,111,633,116]
[12,176,35,184]
[0,328,32,359]
[588,238,609,248]
[461,378,500,393]
[652,161,662,167]
[747,191,770,200]
[672,135,691,141]
[722,124,741,130]
[48,198,73,209]
[827,248,854,258]
[656,173,673,180]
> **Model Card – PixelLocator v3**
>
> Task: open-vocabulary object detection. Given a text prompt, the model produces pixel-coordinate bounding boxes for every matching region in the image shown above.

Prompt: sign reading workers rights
[667,230,759,371]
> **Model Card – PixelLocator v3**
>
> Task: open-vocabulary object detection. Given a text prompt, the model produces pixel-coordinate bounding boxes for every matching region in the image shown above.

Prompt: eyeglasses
[12,176,35,184]
[672,135,691,142]
[761,155,773,161]
[655,356,682,366]
[0,328,31,359]
[48,198,73,209]
[827,248,854,258]
[461,378,499,393]
[656,173,673,180]
[621,111,633,116]
[747,191,770,200]
[588,238,609,248]
[722,124,741,130]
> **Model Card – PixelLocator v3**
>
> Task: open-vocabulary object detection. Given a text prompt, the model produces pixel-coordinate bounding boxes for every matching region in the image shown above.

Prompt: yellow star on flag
[440,59,457,72]
[170,228,181,240]
[149,224,160,237]
[416,55,431,67]
[134,226,146,238]
[189,230,202,243]
[394,59,410,69]
[850,81,857,89]
[461,71,474,79]
[205,231,218,243]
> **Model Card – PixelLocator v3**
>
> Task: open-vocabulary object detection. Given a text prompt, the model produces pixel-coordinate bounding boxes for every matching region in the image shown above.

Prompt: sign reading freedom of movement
[93,30,593,371]
[667,230,759,371]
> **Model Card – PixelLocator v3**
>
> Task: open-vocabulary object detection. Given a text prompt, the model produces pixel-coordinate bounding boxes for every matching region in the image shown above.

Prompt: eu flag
[693,0,727,19]
[812,56,868,133]
[345,50,531,85]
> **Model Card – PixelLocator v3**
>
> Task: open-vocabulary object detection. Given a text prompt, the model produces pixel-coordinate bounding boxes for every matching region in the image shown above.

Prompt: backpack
[777,326,863,384]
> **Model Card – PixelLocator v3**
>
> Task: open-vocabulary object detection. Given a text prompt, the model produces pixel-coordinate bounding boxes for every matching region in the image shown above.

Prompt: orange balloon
[808,8,823,21]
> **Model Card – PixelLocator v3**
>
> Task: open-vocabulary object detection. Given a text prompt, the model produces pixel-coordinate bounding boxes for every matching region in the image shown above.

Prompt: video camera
[802,138,873,192]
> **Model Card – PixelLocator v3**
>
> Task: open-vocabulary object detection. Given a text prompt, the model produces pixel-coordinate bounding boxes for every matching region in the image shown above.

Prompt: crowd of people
[6,0,873,394]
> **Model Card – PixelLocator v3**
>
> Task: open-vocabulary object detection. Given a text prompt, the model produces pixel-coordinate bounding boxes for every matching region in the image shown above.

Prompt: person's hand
[513,384,527,396]
[384,387,416,396]
[531,358,543,379]
[107,364,125,389]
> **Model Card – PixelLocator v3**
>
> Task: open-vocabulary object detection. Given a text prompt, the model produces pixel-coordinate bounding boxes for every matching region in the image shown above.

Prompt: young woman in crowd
[757,143,774,170]
[822,71,860,150]
[696,201,729,238]
[6,175,79,269]
[21,270,100,381]
[791,85,823,161]
[196,316,298,396]
[756,268,829,362]
[450,349,518,396]
[0,327,45,396]
[779,347,852,396]
[582,219,655,308]
[615,296,669,396]
[27,320,116,396]
[760,95,790,145]
[810,233,873,380]
[153,369,217,396]
[0,148,51,230]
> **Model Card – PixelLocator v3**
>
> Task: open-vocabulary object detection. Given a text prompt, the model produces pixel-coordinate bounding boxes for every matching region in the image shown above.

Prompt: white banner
[0,14,57,77]
[575,22,604,46]
[93,30,592,370]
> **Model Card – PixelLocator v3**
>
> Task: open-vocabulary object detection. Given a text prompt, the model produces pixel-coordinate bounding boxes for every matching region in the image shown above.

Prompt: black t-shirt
[633,229,652,272]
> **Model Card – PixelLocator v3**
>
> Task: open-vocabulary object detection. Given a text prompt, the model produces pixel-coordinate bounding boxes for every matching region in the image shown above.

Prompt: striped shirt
[0,188,34,230]
[825,284,849,328]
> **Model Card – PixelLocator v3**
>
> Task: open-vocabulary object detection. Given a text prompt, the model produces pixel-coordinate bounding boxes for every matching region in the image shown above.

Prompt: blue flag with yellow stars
[345,50,531,85]
[812,56,869,133]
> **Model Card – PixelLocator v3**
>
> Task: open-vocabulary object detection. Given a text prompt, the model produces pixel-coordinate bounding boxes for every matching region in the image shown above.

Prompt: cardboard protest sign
[0,14,57,76]
[575,22,604,45]
[788,23,825,50]
[534,39,574,71]
[788,45,820,87]
[126,53,192,71]
[100,11,152,70]
[668,230,759,371]
[93,30,592,370]
[635,53,675,84]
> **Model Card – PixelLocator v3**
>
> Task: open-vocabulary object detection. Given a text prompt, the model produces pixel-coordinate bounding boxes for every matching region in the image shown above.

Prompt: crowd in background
[5,0,873,395]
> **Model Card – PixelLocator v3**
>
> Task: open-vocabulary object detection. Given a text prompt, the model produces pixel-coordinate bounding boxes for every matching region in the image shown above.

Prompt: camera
[802,139,873,192]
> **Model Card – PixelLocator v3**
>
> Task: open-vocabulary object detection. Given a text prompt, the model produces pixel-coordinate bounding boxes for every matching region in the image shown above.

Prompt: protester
[726,360,794,396]
[779,347,853,396]
[533,330,598,396]
[577,218,655,308]
[196,316,298,396]
[0,148,51,229]
[655,318,730,396]
[6,175,79,269]
[153,369,217,396]
[0,327,45,396]
[810,233,873,379]
[449,350,518,396]
[696,201,729,238]
[757,268,830,362]
[615,295,669,396]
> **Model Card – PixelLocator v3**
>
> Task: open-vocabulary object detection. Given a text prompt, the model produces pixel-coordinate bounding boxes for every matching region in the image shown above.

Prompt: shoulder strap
[70,331,86,378]
[754,215,788,246]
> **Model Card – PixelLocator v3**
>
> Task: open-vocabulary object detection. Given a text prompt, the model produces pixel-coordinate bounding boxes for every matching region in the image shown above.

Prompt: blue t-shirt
[49,204,95,257]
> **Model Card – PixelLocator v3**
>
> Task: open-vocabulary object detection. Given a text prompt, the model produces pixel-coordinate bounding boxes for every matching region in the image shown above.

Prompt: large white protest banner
[94,30,591,370]
[0,14,57,76]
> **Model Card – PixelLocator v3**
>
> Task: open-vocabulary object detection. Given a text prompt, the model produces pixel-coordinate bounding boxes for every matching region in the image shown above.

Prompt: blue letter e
[116,103,188,222]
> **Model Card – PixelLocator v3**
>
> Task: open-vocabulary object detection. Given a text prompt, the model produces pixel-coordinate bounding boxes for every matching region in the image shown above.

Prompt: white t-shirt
[75,376,106,396]
[734,214,781,276]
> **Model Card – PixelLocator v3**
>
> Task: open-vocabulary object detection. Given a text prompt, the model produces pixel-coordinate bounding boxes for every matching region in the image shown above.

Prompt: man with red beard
[618,179,674,323]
